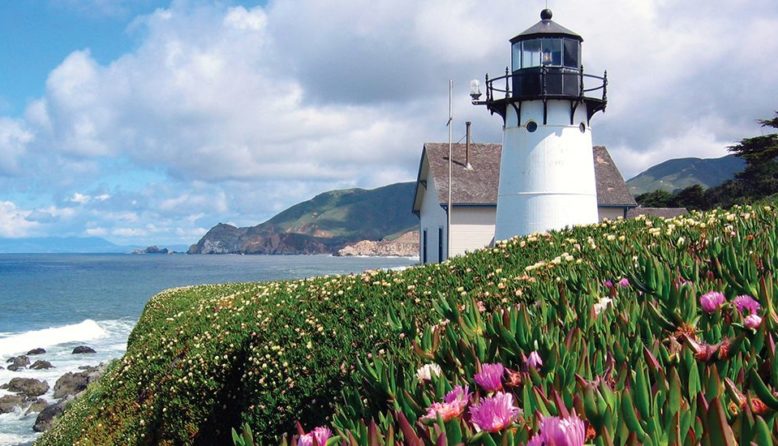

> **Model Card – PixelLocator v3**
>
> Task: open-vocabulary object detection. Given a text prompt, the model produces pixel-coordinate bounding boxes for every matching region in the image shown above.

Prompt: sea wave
[0,319,109,358]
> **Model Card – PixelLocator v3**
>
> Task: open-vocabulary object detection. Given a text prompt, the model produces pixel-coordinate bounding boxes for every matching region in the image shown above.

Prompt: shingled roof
[593,146,638,207]
[419,143,502,206]
[413,143,636,212]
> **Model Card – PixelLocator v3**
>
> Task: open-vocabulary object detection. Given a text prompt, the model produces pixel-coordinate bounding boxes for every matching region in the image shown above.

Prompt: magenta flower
[526,351,543,370]
[298,427,332,446]
[422,385,471,421]
[474,363,505,392]
[733,295,761,315]
[617,278,630,288]
[527,415,586,446]
[700,291,725,314]
[745,314,762,329]
[602,280,614,289]
[469,392,520,432]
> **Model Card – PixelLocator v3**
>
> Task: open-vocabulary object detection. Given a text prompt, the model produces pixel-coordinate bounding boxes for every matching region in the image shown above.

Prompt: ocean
[0,254,417,445]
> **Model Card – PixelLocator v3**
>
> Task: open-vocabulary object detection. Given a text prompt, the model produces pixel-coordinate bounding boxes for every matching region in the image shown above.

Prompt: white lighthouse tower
[472,9,607,240]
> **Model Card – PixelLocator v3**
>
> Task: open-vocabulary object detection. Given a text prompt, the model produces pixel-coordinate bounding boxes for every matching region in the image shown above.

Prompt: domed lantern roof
[510,9,582,43]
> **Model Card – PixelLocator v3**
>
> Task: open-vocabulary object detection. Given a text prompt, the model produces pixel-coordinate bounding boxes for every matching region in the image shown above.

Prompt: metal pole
[447,80,453,262]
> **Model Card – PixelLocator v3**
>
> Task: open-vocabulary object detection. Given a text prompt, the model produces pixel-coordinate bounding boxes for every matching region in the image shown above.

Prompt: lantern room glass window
[563,39,580,68]
[512,38,581,71]
[542,39,562,65]
[525,40,542,67]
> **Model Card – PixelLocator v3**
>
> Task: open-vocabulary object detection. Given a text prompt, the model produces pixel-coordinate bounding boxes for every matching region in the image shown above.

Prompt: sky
[0,0,776,246]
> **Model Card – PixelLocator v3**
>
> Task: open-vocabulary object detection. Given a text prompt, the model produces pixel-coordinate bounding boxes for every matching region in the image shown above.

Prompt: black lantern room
[473,9,607,125]
[510,9,582,98]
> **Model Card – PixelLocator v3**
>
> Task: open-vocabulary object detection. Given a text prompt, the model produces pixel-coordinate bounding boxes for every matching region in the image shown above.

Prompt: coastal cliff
[188,183,417,255]
[336,230,418,257]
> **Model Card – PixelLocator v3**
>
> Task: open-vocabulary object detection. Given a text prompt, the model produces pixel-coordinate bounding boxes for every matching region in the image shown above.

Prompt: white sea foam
[0,320,107,358]
[0,319,135,446]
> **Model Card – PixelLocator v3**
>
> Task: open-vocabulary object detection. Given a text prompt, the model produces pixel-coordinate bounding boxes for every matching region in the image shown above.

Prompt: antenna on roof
[446,80,453,262]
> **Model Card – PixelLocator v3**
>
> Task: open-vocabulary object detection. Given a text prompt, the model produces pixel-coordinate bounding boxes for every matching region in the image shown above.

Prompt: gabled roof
[593,146,639,207]
[413,143,637,214]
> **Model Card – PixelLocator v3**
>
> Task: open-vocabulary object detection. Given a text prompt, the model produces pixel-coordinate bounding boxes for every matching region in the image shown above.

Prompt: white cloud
[69,192,91,204]
[1,0,777,244]
[0,201,39,237]
[0,118,34,175]
[85,226,108,237]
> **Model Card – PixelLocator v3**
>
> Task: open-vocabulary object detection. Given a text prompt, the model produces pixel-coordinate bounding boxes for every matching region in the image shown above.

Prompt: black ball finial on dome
[540,9,553,20]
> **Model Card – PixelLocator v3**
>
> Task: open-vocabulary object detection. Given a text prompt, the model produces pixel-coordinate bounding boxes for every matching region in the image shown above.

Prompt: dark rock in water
[25,398,49,414]
[0,394,25,414]
[53,372,89,399]
[72,345,96,354]
[5,355,30,371]
[133,245,169,254]
[4,377,49,397]
[27,348,46,355]
[34,397,72,432]
[30,360,54,370]
[53,364,106,400]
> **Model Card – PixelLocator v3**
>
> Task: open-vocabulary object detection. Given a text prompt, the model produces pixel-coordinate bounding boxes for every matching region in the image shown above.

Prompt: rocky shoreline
[1,346,106,436]
[336,231,419,257]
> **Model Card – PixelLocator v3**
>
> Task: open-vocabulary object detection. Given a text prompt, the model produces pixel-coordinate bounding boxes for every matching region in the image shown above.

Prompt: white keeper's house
[411,142,637,264]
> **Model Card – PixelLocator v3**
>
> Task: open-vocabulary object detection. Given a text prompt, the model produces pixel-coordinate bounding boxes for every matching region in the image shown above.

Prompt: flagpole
[447,80,453,262]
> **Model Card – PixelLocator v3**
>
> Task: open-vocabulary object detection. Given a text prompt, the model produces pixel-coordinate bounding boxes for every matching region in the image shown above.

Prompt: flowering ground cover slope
[39,203,777,445]
[273,203,778,445]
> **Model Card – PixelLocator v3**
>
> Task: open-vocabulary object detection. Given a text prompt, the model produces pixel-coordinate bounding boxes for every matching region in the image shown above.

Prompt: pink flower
[526,351,543,370]
[745,314,762,329]
[422,385,471,421]
[474,363,505,392]
[527,415,586,446]
[602,280,613,289]
[733,295,761,315]
[617,278,630,288]
[298,427,332,446]
[700,291,725,314]
[469,392,520,432]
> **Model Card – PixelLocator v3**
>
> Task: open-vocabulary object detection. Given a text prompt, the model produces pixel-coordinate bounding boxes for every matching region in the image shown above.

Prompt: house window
[438,227,444,262]
[422,229,428,264]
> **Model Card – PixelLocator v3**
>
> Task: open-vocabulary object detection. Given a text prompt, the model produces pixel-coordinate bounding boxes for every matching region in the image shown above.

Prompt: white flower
[416,363,443,382]
[593,297,613,316]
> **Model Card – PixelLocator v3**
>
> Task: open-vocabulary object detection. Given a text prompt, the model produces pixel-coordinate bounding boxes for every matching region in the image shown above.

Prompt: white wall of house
[418,175,448,264]
[598,206,627,221]
[450,207,496,257]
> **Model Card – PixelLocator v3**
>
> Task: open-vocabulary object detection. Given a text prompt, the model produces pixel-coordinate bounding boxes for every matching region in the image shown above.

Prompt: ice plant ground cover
[38,202,778,445]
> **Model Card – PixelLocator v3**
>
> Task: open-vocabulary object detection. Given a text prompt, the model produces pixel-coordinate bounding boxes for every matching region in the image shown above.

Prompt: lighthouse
[471,9,607,240]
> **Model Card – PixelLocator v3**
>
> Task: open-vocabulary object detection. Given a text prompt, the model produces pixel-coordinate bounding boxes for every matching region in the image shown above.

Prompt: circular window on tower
[579,122,586,133]
[526,121,538,132]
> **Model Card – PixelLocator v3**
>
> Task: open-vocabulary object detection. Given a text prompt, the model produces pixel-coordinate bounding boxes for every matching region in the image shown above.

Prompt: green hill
[627,154,745,195]
[37,200,778,445]
[188,182,417,254]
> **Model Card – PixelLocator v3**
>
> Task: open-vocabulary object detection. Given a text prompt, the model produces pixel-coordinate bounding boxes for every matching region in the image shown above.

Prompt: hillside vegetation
[626,155,744,195]
[188,182,417,254]
[39,200,778,445]
[635,111,777,211]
